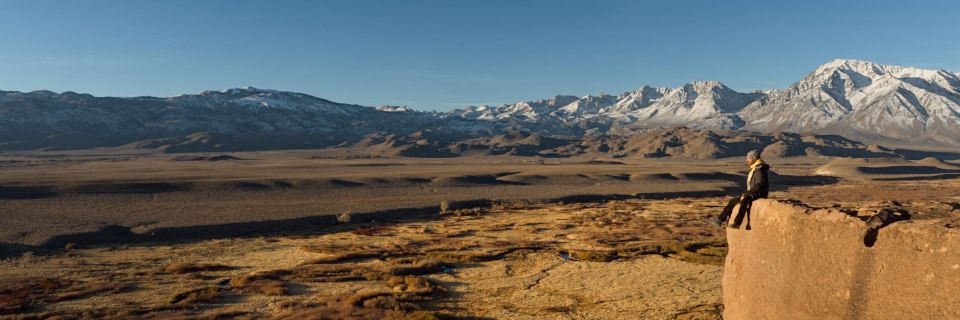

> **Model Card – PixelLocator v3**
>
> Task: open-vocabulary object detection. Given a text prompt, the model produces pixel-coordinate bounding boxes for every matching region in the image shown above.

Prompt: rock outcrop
[723,200,960,319]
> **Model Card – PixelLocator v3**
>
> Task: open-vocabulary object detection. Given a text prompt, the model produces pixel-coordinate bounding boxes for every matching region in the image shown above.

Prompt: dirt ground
[2,176,959,319]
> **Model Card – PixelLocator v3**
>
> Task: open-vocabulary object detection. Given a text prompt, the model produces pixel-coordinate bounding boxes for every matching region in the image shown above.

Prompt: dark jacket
[743,160,769,200]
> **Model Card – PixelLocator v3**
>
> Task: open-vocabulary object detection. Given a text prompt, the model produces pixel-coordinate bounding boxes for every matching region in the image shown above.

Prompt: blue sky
[1,0,958,110]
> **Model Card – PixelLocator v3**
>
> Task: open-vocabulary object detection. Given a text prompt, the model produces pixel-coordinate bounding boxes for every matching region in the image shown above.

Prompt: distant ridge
[2,59,959,152]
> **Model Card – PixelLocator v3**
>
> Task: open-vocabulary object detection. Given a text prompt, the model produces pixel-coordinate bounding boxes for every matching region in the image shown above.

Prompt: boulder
[723,200,960,319]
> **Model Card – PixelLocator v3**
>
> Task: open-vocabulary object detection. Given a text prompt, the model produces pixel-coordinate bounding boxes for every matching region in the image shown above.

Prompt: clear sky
[1,0,958,110]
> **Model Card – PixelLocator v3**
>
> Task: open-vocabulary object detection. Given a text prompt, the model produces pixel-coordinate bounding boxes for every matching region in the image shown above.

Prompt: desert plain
[2,150,960,319]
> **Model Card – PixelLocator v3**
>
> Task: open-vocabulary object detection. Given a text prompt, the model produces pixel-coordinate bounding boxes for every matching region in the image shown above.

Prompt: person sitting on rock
[714,149,769,229]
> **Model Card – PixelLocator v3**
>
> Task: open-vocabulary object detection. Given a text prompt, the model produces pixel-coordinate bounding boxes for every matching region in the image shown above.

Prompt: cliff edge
[723,199,960,319]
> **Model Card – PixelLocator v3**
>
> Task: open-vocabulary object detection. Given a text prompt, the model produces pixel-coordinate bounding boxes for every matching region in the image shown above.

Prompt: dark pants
[720,196,755,228]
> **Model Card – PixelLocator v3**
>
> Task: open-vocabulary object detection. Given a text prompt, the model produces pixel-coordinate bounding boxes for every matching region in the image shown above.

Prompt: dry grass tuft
[300,251,384,265]
[449,207,484,217]
[426,251,498,264]
[161,262,233,274]
[344,291,398,308]
[616,241,686,257]
[257,264,447,318]
[51,282,131,302]
[386,260,447,276]
[229,272,288,296]
[272,301,437,320]
[287,265,373,283]
[674,244,728,266]
[614,240,727,266]
[11,308,252,319]
[490,199,536,211]
[402,311,443,320]
[0,277,130,314]
[387,276,441,295]
[169,286,222,305]
[352,226,391,236]
[297,244,332,254]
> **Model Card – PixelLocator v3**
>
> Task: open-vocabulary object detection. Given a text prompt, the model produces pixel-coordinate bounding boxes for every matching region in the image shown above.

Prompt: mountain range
[1,59,959,154]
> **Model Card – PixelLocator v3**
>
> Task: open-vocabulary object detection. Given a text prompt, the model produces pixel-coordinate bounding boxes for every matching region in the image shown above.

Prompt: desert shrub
[288,265,375,283]
[427,251,498,264]
[386,260,447,276]
[450,207,483,217]
[161,262,233,274]
[0,278,130,314]
[387,276,438,295]
[616,242,685,257]
[402,311,442,320]
[568,250,617,262]
[229,272,287,296]
[51,282,130,302]
[1,278,70,314]
[271,300,433,320]
[490,199,535,211]
[169,286,222,305]
[439,201,449,214]
[352,226,391,236]
[613,239,727,265]
[694,246,727,257]
[8,308,251,320]
[492,243,549,257]
[361,295,408,309]
[338,211,352,223]
[299,251,383,265]
[440,229,475,238]
[344,291,395,308]
[297,244,338,254]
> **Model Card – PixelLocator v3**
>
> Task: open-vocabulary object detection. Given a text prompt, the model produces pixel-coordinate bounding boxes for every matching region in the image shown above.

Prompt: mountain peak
[814,59,885,75]
[812,59,948,79]
[821,58,876,66]
[376,105,412,113]
[741,58,960,144]
[689,80,725,86]
[685,80,731,91]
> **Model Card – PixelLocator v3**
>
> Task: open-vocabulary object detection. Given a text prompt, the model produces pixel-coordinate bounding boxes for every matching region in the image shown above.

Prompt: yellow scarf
[747,159,765,191]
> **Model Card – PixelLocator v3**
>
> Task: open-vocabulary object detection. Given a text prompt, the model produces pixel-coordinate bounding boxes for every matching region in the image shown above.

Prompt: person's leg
[718,197,740,224]
[730,198,754,228]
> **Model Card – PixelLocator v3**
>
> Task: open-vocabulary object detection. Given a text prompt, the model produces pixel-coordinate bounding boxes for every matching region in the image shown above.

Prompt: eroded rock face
[723,200,960,320]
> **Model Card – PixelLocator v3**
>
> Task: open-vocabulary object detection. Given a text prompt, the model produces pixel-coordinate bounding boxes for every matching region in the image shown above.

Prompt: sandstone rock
[723,199,960,319]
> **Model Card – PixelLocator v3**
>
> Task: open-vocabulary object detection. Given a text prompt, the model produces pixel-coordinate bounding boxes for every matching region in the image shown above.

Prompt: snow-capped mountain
[615,81,762,129]
[449,60,960,146]
[739,59,960,145]
[451,81,762,130]
[447,95,579,122]
[1,59,959,152]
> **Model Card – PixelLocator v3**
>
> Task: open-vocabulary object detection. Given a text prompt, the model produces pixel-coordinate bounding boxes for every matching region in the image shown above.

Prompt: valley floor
[2,177,959,319]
